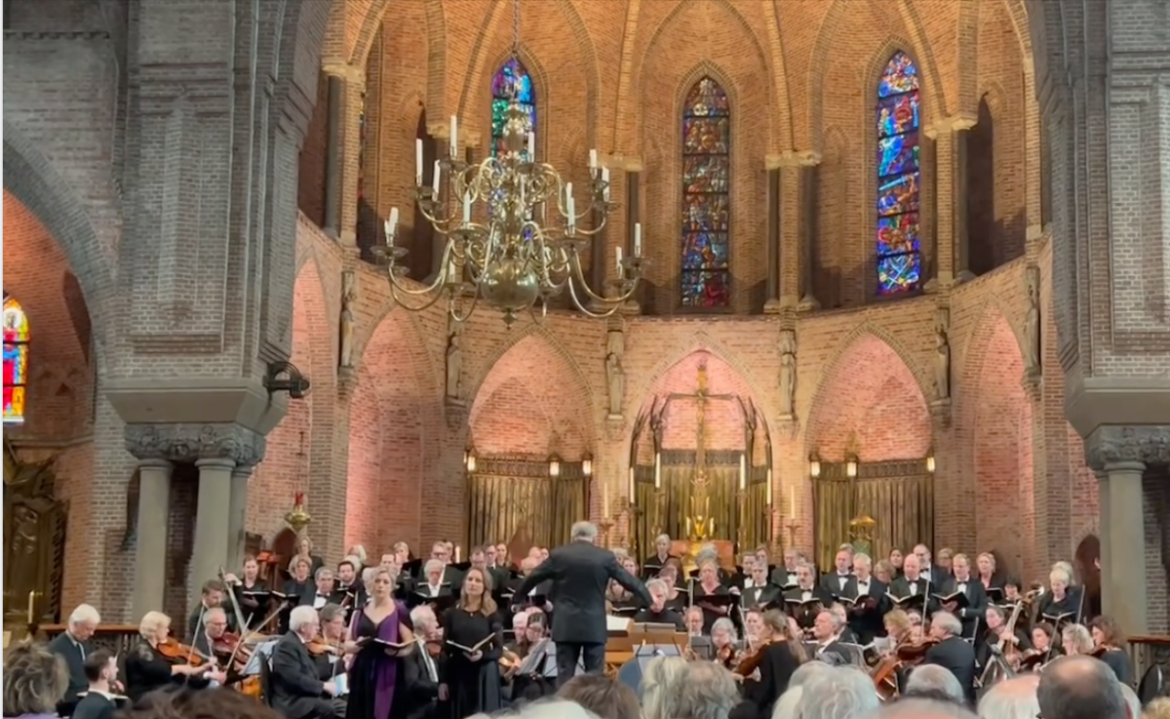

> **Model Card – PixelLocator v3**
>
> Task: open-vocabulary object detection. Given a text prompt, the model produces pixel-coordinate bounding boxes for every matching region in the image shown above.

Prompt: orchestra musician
[187,580,231,641]
[1088,616,1133,685]
[190,607,240,687]
[347,567,414,719]
[47,604,100,713]
[123,611,214,702]
[729,609,806,719]
[976,604,1032,671]
[922,611,977,703]
[809,610,852,665]
[709,618,740,669]
[828,604,858,644]
[883,609,913,648]
[402,605,445,719]
[70,651,120,719]
[693,560,733,634]
[936,554,988,637]
[312,603,350,717]
[508,612,557,702]
[634,579,685,629]
[642,534,678,579]
[270,606,340,719]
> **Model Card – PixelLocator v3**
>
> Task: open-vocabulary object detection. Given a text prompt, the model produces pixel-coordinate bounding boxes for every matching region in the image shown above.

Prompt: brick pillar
[322,72,345,237]
[133,459,173,620]
[323,62,365,248]
[763,167,782,313]
[924,115,976,288]
[774,151,820,310]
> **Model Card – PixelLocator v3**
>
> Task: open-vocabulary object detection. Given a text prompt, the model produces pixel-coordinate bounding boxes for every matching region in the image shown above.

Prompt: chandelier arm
[565,251,637,306]
[566,278,624,318]
[387,277,455,313]
[384,242,457,298]
[448,287,483,324]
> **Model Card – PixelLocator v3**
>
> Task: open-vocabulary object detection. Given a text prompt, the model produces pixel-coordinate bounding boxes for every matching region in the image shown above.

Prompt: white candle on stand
[589,149,598,169]
[527,132,535,158]
[739,454,747,490]
[616,246,623,273]
[628,467,636,503]
[789,486,795,513]
[462,193,472,225]
[432,161,442,194]
[388,207,399,236]
[415,139,423,185]
[601,167,611,201]
[634,222,643,256]
[450,115,459,155]
[654,452,661,489]
[766,468,773,504]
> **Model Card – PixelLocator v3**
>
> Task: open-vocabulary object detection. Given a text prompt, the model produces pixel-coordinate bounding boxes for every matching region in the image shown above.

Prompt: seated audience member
[771,687,802,719]
[47,604,100,710]
[870,697,979,718]
[71,651,120,719]
[904,665,965,706]
[1145,697,1170,719]
[556,675,641,719]
[3,642,70,719]
[976,674,1039,719]
[1037,655,1128,719]
[509,699,598,719]
[116,685,285,719]
[787,660,833,690]
[672,661,740,719]
[270,605,340,719]
[642,656,689,719]
[1119,684,1140,719]
[795,665,880,719]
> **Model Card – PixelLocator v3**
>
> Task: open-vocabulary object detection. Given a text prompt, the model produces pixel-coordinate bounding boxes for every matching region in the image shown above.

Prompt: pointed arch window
[3,294,29,424]
[681,76,731,308]
[876,52,923,295]
[491,58,535,159]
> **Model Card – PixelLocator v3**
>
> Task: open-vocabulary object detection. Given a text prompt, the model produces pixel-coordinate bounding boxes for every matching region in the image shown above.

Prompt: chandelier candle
[450,115,458,156]
[415,139,423,185]
[602,167,611,201]
[634,222,642,256]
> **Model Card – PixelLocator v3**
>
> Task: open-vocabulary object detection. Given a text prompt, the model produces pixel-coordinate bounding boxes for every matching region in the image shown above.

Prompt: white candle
[520,179,526,205]
[455,545,461,563]
[616,246,623,272]
[634,222,643,256]
[629,467,636,503]
[789,486,795,512]
[602,475,609,518]
[654,452,661,489]
[567,196,576,230]
[432,161,442,194]
[601,167,611,201]
[388,207,399,236]
[415,139,423,185]
[766,468,773,504]
[450,115,458,155]
[739,454,747,490]
[564,182,572,206]
[589,149,598,169]
[462,193,471,225]
[527,132,535,158]
[383,217,395,246]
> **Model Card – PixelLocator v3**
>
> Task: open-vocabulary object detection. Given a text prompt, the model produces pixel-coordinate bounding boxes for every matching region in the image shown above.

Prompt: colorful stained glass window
[491,58,535,159]
[3,295,29,424]
[681,77,731,308]
[876,52,923,295]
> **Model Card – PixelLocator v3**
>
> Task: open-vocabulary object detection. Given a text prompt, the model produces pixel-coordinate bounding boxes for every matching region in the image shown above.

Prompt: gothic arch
[804,329,933,461]
[957,296,1029,371]
[349,300,442,393]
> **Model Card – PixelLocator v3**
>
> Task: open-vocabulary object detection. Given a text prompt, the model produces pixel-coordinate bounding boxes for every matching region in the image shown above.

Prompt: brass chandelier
[380,0,644,326]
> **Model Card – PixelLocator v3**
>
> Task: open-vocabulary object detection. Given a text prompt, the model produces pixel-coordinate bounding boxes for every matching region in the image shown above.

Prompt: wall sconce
[465,448,477,473]
[925,454,936,473]
[581,454,593,478]
[808,452,821,479]
[846,453,858,479]
[548,455,561,478]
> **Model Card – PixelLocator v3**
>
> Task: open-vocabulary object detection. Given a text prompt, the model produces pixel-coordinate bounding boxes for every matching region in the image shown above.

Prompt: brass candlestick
[285,493,312,535]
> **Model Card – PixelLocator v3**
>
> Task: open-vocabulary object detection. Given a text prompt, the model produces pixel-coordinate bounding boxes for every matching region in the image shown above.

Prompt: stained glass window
[491,58,535,159]
[681,77,731,308]
[876,52,923,295]
[3,295,29,424]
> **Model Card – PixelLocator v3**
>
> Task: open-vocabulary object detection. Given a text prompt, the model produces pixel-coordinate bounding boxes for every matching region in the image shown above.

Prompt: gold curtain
[466,458,588,550]
[631,459,769,560]
[813,460,933,570]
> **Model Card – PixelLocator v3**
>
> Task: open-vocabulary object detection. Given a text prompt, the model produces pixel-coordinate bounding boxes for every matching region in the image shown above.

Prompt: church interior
[3,0,1169,657]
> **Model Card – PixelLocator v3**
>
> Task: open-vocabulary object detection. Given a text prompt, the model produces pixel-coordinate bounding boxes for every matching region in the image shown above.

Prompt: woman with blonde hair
[347,567,413,719]
[123,611,213,702]
[443,567,504,717]
[3,642,69,718]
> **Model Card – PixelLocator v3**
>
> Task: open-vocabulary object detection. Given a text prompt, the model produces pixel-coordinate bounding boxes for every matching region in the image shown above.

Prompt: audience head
[789,660,833,689]
[556,674,640,719]
[774,687,803,718]
[905,665,964,705]
[571,521,599,544]
[671,661,739,719]
[288,605,320,639]
[797,665,881,719]
[82,649,117,687]
[976,674,1039,719]
[1144,697,1170,719]
[642,656,688,719]
[67,605,100,641]
[2,642,69,717]
[509,699,598,719]
[1037,655,1128,719]
[117,685,285,719]
[1118,684,1139,719]
[871,697,978,718]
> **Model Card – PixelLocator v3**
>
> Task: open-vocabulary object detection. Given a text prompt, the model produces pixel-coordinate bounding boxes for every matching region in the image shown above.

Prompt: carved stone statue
[339,271,357,369]
[446,321,462,399]
[778,329,797,417]
[934,307,951,400]
[1024,266,1041,375]
[605,328,625,417]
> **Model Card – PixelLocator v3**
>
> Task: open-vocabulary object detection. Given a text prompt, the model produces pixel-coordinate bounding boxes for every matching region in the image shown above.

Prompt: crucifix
[668,361,734,541]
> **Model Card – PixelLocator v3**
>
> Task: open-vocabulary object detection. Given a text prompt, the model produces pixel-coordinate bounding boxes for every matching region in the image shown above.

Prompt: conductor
[514,521,650,685]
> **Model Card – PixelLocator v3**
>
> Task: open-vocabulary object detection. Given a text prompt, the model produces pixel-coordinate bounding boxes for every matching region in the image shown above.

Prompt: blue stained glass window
[681,77,731,308]
[491,58,535,159]
[875,52,923,295]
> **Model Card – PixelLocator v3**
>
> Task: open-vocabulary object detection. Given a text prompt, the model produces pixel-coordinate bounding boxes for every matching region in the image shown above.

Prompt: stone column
[133,459,173,620]
[228,465,253,569]
[924,115,975,288]
[798,163,820,310]
[763,167,782,313]
[191,458,236,592]
[1098,461,1148,633]
[624,162,643,312]
[322,71,346,238]
[772,151,819,309]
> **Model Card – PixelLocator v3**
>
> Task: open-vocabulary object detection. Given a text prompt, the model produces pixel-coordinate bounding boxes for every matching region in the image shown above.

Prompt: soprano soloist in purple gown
[348,601,412,719]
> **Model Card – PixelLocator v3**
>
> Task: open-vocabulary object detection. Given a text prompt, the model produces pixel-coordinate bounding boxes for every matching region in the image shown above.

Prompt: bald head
[870,697,978,718]
[1037,655,1128,719]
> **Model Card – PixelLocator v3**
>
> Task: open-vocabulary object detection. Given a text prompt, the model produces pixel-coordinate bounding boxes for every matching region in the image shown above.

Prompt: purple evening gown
[348,601,413,719]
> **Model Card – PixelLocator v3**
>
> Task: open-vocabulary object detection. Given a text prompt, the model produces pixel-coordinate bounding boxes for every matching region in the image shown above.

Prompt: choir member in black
[441,567,504,718]
[769,548,803,588]
[416,560,453,602]
[819,549,855,597]
[809,610,852,664]
[187,579,231,642]
[289,536,327,582]
[48,603,100,713]
[1036,567,1079,629]
[683,607,705,637]
[285,557,317,610]
[402,605,445,719]
[912,544,946,589]
[781,563,833,635]
[642,534,678,579]
[888,548,906,579]
[270,606,341,719]
[740,560,780,611]
[975,552,1006,603]
[606,555,642,616]
[976,604,1032,671]
[308,568,338,610]
[1089,616,1134,685]
[332,559,367,614]
[226,556,269,629]
[936,548,955,578]
[838,553,885,644]
[657,563,688,611]
[729,609,807,719]
[347,567,414,719]
[71,651,119,719]
[123,611,214,703]
[922,612,977,704]
[888,554,933,616]
[935,553,988,638]
[693,561,733,634]
[633,579,685,629]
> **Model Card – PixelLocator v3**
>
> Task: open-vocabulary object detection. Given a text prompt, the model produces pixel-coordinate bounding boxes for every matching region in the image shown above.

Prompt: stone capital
[1084,425,1170,471]
[321,61,365,85]
[601,154,644,172]
[768,150,821,169]
[923,113,978,139]
[125,423,268,467]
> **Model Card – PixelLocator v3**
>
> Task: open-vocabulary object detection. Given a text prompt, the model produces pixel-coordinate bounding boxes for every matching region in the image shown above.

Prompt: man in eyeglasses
[1036,655,1130,719]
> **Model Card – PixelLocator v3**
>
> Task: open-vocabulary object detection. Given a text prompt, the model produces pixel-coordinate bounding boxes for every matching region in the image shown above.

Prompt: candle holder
[285,493,312,535]
[783,517,800,553]
[597,516,616,548]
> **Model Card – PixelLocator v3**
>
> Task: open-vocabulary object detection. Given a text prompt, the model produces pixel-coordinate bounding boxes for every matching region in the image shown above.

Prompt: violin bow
[188,604,206,665]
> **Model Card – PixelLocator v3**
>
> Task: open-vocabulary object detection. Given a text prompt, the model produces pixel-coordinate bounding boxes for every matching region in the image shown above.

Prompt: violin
[499,648,524,679]
[156,637,209,666]
[894,637,939,665]
[716,643,738,670]
[1089,644,1109,658]
[307,637,341,656]
[732,638,772,678]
